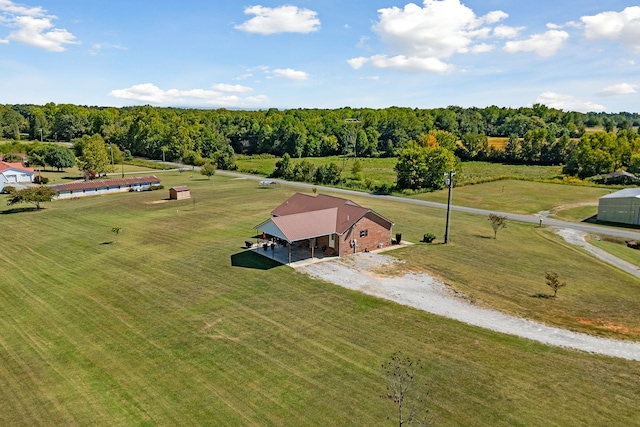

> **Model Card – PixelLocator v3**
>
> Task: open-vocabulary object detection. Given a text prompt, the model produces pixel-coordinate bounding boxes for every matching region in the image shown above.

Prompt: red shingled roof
[257,193,393,242]
[50,176,160,192]
[0,161,34,173]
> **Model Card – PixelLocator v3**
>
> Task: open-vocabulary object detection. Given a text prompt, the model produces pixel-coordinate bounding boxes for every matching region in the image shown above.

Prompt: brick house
[255,193,394,262]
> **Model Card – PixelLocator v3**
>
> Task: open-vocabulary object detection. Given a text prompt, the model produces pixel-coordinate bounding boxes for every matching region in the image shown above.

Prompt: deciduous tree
[75,134,113,176]
[381,352,428,427]
[200,161,216,180]
[395,142,456,190]
[44,145,75,171]
[545,271,566,297]
[488,213,507,239]
[6,186,57,210]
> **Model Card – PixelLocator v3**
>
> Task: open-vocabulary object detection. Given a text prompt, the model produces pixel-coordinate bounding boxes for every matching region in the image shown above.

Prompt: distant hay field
[488,137,508,150]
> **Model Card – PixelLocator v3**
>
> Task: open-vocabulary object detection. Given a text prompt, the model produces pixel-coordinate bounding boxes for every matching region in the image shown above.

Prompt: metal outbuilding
[597,188,640,225]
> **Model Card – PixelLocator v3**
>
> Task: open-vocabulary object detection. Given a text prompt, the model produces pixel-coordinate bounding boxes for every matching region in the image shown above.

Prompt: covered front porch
[253,211,341,266]
[247,237,337,267]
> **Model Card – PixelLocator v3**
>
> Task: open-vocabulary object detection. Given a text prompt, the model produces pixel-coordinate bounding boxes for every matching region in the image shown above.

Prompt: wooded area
[2,103,640,188]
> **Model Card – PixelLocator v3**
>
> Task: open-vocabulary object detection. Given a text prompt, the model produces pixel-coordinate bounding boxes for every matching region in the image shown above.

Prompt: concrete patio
[248,239,412,268]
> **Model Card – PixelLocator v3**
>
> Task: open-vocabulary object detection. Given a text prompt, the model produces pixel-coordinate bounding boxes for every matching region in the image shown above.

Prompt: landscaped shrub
[423,233,436,243]
[33,175,49,184]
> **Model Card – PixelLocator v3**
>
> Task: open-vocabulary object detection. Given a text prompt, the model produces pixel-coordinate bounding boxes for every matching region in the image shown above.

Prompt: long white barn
[51,176,161,200]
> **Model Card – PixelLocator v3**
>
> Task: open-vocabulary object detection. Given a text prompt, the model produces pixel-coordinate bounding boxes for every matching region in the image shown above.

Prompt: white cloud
[503,30,569,57]
[356,35,370,50]
[213,83,253,93]
[349,0,507,73]
[0,1,78,52]
[353,54,454,73]
[108,83,268,107]
[481,11,508,25]
[235,5,320,35]
[90,43,127,55]
[470,43,494,53]
[347,57,369,70]
[597,83,638,97]
[581,6,640,51]
[535,92,606,113]
[272,68,309,81]
[0,0,44,16]
[493,25,524,39]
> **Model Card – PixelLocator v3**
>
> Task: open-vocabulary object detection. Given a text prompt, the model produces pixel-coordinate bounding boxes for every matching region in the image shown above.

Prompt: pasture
[235,155,566,188]
[1,173,640,426]
[410,179,609,216]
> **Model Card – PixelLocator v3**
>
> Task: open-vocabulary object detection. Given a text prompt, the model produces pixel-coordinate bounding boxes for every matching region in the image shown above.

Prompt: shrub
[423,233,436,243]
[33,175,49,184]
[373,183,394,195]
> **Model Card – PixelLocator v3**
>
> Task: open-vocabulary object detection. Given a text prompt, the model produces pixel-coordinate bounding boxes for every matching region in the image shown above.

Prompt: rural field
[2,172,640,426]
[235,156,566,188]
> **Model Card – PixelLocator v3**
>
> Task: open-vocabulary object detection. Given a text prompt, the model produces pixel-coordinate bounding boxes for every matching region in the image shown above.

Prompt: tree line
[2,103,640,190]
[2,103,638,159]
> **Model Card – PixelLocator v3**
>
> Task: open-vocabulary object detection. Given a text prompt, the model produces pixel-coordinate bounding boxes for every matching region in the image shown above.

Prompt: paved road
[215,169,640,241]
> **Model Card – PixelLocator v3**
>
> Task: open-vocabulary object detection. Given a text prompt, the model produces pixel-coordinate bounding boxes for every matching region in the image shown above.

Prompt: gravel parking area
[298,252,640,361]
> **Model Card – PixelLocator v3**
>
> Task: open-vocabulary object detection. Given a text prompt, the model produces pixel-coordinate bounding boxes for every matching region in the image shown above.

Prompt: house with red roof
[255,193,394,263]
[0,161,34,192]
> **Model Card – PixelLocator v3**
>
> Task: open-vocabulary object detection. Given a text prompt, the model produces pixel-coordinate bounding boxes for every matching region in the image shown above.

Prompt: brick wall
[338,214,392,255]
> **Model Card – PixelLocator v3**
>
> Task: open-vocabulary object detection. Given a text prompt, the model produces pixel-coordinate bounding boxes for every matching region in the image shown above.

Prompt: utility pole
[444,170,456,244]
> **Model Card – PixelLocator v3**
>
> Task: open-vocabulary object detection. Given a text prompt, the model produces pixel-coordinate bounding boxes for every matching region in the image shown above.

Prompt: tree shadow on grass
[530,293,554,299]
[0,207,39,214]
[231,250,280,270]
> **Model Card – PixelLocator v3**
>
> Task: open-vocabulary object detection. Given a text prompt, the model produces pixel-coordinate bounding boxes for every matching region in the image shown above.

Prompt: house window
[359,229,368,238]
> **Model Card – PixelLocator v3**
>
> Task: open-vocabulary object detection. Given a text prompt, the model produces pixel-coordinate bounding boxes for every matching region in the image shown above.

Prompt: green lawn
[1,173,640,425]
[33,164,164,184]
[235,156,567,189]
[590,237,640,267]
[409,179,610,215]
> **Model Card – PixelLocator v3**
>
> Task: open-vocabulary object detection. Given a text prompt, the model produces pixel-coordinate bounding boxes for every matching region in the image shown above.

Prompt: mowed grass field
[236,156,565,188]
[1,173,640,426]
[410,179,609,216]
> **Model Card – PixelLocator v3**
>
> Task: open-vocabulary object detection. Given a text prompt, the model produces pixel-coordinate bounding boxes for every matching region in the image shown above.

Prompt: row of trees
[3,103,640,190]
[3,103,640,162]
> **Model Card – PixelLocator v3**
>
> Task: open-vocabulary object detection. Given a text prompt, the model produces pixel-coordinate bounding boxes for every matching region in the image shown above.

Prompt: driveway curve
[298,253,640,361]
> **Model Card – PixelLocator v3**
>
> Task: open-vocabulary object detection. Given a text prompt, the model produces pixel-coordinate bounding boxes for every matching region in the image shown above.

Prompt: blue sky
[1,0,639,112]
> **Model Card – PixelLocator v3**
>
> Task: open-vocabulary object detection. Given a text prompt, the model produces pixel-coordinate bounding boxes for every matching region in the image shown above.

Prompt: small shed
[597,188,640,225]
[169,186,191,200]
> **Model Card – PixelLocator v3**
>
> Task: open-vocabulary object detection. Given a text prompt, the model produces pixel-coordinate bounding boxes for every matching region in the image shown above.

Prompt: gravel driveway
[298,251,640,361]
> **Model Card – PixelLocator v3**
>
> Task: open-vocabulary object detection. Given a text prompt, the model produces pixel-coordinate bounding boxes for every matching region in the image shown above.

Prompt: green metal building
[597,188,640,225]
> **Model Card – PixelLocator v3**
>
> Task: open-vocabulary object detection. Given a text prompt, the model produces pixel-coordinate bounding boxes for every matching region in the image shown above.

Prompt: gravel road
[298,252,640,361]
[555,228,640,279]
